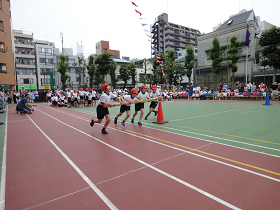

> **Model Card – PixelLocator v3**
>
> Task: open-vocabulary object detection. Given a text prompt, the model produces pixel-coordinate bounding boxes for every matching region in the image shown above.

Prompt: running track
[3,104,280,209]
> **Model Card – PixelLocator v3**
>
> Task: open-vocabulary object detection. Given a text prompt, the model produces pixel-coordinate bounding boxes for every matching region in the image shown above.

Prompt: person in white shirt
[114,88,139,127]
[90,83,121,134]
[131,85,149,126]
[73,89,78,107]
[145,85,161,120]
[79,88,84,106]
[88,92,93,106]
[47,91,52,105]
[92,88,97,106]
[66,88,72,107]
[84,88,89,106]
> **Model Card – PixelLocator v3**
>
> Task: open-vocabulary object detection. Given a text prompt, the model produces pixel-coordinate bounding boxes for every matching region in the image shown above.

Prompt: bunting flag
[135,9,142,16]
[130,1,168,84]
[131,1,138,7]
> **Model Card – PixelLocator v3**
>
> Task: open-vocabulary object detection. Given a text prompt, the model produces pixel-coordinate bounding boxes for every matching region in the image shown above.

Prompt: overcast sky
[11,0,279,59]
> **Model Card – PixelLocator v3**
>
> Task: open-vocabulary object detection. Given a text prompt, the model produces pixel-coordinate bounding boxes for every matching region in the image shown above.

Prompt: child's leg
[103,114,111,129]
[139,108,144,121]
[116,112,123,119]
[123,110,131,122]
[132,111,138,119]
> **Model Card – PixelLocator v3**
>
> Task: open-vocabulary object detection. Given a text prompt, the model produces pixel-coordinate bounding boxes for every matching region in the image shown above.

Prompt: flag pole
[246,45,248,83]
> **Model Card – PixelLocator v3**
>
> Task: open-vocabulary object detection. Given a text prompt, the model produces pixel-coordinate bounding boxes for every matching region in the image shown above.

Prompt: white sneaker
[2,109,6,112]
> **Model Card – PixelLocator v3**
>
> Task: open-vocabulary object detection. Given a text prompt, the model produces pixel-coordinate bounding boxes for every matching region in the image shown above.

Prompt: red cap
[151,85,157,90]
[67,88,70,91]
[141,85,147,89]
[80,88,83,90]
[131,88,138,94]
[92,87,95,90]
[86,88,88,91]
[74,89,76,92]
[234,88,236,90]
[101,83,109,91]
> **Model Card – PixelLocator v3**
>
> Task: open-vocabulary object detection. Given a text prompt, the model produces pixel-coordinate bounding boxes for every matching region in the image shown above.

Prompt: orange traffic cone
[153,101,168,124]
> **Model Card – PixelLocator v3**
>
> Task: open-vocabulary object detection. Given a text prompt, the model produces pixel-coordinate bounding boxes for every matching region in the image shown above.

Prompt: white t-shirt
[85,91,89,96]
[92,91,96,97]
[150,91,160,102]
[123,95,137,107]
[73,93,77,98]
[99,92,117,105]
[88,95,93,100]
[79,90,84,96]
[137,91,149,101]
[67,91,71,97]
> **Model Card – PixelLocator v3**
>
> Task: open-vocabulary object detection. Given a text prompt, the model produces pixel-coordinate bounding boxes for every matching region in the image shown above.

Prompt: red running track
[4,104,280,210]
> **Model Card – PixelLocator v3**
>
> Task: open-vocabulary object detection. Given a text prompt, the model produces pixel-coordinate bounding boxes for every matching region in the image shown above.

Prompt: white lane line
[45,106,280,159]
[38,107,280,183]
[26,115,118,210]
[0,109,8,210]
[36,109,241,210]
[170,107,256,122]
[23,187,90,210]
[7,119,30,123]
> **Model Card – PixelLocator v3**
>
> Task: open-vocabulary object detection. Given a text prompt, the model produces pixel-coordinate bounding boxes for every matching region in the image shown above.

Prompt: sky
[11,0,280,59]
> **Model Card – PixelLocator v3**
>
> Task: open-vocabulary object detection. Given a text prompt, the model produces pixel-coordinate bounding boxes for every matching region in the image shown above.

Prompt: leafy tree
[152,54,165,85]
[128,62,137,87]
[164,50,177,85]
[72,57,86,88]
[210,36,223,89]
[58,54,68,90]
[227,36,240,81]
[184,45,194,84]
[95,52,116,83]
[87,55,95,88]
[118,64,130,88]
[174,63,185,85]
[259,26,280,83]
[109,61,117,89]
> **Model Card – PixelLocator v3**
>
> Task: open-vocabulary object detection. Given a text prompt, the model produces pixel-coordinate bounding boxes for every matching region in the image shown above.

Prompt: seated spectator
[16,94,33,114]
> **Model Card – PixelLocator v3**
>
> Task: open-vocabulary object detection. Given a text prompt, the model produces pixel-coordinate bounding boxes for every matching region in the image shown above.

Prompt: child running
[114,88,139,127]
[131,85,149,126]
[90,83,121,134]
[145,85,161,120]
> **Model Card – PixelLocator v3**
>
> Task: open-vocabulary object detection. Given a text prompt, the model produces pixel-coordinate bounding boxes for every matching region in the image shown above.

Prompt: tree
[118,64,130,88]
[128,62,137,87]
[174,63,185,85]
[210,36,223,89]
[259,26,280,83]
[87,55,95,88]
[184,45,194,84]
[164,50,177,85]
[95,52,116,83]
[152,54,165,85]
[109,61,117,89]
[227,36,240,82]
[58,54,68,90]
[72,57,86,88]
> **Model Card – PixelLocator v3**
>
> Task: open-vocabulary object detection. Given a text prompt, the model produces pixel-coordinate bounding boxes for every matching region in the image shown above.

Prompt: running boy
[131,85,149,126]
[144,85,161,120]
[114,88,139,127]
[90,83,121,134]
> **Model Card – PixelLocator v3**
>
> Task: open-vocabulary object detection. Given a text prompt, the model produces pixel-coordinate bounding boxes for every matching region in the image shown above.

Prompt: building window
[39,58,53,64]
[40,68,52,75]
[0,63,7,73]
[20,78,34,84]
[17,69,34,75]
[41,78,50,85]
[0,20,4,32]
[0,42,5,53]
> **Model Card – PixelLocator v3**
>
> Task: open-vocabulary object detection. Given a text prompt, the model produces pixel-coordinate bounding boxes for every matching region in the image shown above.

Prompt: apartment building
[0,0,15,90]
[13,29,37,90]
[34,40,55,89]
[96,40,120,58]
[151,13,201,56]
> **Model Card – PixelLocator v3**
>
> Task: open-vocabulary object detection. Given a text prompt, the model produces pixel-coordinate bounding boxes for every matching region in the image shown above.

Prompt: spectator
[13,90,17,104]
[16,94,33,114]
[223,83,228,91]
[0,88,7,112]
[251,82,256,92]
[218,82,223,92]
[35,89,39,103]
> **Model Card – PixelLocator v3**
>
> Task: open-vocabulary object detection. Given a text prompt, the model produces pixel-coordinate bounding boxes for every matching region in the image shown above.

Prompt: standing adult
[0,88,7,112]
[188,83,193,101]
[35,89,39,103]
[13,90,17,104]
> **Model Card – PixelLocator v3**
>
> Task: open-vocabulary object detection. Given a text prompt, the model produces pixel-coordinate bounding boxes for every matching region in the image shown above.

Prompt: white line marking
[170,107,257,122]
[45,106,280,159]
[7,119,30,123]
[36,109,241,210]
[0,109,8,210]
[23,187,90,210]
[26,115,118,210]
[38,107,280,183]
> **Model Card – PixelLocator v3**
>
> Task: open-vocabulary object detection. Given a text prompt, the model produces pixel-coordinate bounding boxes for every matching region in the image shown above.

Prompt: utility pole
[60,32,64,54]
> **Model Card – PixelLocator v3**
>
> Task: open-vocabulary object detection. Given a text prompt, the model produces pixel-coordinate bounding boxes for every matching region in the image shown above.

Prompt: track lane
[36,105,280,209]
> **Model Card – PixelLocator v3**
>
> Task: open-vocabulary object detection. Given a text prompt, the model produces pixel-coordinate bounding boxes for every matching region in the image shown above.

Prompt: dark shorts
[53,101,57,105]
[85,96,88,100]
[68,97,71,102]
[47,97,51,100]
[75,98,77,101]
[97,105,109,119]
[92,97,96,101]
[135,103,144,111]
[120,105,130,113]
[88,100,92,105]
[80,96,84,100]
[150,101,158,109]
[61,100,64,103]
[189,92,193,96]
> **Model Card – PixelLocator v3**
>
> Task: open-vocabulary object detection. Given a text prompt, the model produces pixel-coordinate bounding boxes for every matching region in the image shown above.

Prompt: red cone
[153,101,168,124]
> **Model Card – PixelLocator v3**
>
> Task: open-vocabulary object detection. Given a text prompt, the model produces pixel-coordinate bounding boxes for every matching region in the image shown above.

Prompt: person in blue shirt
[30,90,35,103]
[16,94,34,114]
[188,83,193,101]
